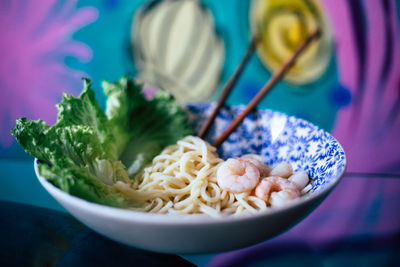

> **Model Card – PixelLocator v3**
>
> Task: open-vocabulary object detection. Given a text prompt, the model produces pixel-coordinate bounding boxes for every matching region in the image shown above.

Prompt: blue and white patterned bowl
[35,103,346,254]
[187,103,346,196]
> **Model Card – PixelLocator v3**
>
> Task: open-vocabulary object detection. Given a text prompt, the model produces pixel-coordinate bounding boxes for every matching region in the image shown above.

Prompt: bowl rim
[33,108,347,226]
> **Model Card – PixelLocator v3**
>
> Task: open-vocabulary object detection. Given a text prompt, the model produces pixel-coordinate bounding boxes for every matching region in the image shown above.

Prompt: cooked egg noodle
[113,136,269,216]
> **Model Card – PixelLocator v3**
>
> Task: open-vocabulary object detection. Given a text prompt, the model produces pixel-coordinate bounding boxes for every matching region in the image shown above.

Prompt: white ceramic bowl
[34,104,346,254]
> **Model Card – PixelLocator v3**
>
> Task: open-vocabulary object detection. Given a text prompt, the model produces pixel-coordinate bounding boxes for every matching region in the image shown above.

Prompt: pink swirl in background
[323,0,400,173]
[0,0,98,148]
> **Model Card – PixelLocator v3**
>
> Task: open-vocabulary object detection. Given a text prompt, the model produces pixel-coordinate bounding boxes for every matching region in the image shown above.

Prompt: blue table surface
[1,158,399,266]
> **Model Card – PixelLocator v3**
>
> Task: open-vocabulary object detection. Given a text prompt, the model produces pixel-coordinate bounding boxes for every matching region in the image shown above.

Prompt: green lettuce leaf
[104,76,193,176]
[91,159,130,185]
[56,78,117,160]
[11,118,59,165]
[39,163,128,208]
[11,75,193,207]
[102,76,141,159]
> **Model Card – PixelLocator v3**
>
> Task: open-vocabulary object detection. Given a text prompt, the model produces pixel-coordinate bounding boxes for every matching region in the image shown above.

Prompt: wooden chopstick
[213,29,321,148]
[198,36,259,139]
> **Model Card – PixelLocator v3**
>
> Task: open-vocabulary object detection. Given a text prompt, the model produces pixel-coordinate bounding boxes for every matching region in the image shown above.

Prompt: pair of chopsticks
[199,29,321,148]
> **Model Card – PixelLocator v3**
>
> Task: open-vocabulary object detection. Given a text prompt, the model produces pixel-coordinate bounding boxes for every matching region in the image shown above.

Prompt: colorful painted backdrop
[2,0,399,177]
[1,0,400,266]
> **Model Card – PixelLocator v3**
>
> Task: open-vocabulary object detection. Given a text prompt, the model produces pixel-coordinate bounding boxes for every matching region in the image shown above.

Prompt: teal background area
[0,159,64,211]
[69,0,339,131]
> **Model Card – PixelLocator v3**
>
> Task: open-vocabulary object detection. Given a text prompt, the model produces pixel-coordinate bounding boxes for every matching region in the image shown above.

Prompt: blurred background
[1,0,399,266]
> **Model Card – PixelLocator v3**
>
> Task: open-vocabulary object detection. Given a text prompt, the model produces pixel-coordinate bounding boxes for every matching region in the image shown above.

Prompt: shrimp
[270,162,293,178]
[217,158,260,193]
[288,171,309,190]
[241,154,271,177]
[254,176,300,207]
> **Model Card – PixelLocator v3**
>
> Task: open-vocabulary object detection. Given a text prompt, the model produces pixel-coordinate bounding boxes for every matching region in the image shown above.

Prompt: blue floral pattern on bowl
[186,103,346,193]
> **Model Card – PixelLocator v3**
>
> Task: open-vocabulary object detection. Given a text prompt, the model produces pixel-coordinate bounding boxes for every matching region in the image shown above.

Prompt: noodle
[113,136,269,217]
